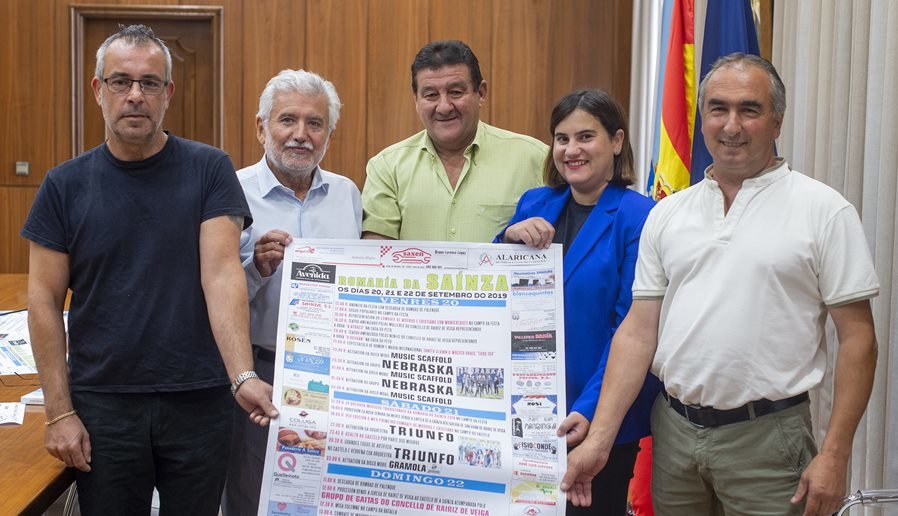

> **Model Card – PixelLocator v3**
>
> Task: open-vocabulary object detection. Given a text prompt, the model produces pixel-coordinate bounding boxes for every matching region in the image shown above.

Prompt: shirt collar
[704,157,789,188]
[420,120,484,165]
[257,155,329,198]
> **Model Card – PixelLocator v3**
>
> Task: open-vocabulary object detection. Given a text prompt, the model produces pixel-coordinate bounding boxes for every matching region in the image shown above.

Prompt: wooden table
[0,273,75,516]
[0,273,28,308]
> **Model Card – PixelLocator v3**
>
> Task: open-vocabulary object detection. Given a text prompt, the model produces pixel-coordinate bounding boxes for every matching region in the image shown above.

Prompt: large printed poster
[259,240,566,516]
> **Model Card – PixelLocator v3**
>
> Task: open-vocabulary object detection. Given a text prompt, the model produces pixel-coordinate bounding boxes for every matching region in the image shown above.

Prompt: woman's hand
[557,411,590,447]
[503,217,555,249]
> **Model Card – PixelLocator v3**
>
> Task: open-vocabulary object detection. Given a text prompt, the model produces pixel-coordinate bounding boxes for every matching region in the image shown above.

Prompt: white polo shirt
[634,160,879,409]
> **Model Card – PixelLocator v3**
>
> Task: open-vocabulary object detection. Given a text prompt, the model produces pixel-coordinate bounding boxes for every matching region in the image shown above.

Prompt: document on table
[0,311,36,375]
[0,310,68,375]
[0,403,25,426]
[20,388,44,405]
[258,240,567,516]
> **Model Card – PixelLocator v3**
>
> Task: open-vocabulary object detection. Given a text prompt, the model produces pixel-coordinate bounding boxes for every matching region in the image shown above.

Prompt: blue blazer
[497,184,661,444]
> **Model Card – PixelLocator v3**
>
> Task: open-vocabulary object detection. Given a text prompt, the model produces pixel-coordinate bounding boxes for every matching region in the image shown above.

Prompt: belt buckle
[683,405,706,428]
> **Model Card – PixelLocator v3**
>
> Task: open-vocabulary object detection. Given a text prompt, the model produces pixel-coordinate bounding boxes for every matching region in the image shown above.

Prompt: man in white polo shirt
[560,53,879,516]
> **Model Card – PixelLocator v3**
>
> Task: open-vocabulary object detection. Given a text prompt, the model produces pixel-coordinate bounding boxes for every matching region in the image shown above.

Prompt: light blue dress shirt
[238,157,362,350]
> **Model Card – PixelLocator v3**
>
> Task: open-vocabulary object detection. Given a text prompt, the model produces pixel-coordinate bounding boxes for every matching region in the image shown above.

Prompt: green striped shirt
[362,121,547,242]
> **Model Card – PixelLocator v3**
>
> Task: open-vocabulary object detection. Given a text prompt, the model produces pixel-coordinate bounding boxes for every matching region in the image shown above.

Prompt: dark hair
[95,24,172,82]
[543,89,635,188]
[411,40,483,93]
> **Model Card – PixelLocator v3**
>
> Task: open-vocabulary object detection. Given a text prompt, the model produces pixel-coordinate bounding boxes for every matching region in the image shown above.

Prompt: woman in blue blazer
[496,89,661,515]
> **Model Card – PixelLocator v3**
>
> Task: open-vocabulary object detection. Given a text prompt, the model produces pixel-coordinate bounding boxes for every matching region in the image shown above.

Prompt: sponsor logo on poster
[491,253,550,266]
[511,395,558,415]
[290,263,336,284]
[391,248,432,264]
[511,331,557,353]
[277,453,298,472]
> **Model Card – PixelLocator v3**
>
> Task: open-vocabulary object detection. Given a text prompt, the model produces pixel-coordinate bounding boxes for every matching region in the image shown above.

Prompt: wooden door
[72,6,222,154]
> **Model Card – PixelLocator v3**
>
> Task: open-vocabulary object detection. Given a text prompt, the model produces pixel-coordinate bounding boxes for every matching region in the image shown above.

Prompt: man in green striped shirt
[362,40,547,243]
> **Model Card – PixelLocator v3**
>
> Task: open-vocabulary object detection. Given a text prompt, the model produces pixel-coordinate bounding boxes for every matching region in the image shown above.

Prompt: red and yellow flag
[652,0,695,200]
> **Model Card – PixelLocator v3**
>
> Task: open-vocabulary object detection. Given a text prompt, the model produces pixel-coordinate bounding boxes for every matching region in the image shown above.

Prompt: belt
[253,346,276,363]
[661,391,809,428]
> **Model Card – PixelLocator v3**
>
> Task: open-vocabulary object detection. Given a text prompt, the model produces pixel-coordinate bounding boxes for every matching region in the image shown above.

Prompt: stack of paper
[0,310,67,376]
[0,403,25,426]
[20,387,43,405]
[0,311,37,375]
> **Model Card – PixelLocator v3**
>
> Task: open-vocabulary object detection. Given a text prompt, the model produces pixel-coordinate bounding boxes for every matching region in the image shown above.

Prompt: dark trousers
[71,386,233,516]
[221,348,275,516]
[566,440,641,516]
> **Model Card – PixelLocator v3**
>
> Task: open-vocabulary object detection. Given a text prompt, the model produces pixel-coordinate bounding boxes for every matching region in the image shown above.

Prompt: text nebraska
[382,379,454,395]
[382,360,454,375]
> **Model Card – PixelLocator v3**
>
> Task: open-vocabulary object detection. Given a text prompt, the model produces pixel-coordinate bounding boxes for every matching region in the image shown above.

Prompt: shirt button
[450,228,457,234]
[451,199,457,205]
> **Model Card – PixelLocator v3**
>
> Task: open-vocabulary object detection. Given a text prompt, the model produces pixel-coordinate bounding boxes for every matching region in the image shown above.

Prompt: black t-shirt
[552,197,595,256]
[22,135,252,392]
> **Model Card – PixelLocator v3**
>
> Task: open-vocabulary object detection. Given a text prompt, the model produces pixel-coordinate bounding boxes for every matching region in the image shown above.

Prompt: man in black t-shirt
[22,24,278,515]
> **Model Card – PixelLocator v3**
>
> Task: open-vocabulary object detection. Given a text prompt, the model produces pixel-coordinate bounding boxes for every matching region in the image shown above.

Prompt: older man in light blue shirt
[222,69,361,516]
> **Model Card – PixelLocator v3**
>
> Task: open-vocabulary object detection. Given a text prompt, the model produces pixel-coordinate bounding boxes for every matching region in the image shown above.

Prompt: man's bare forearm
[27,244,74,417]
[203,264,254,379]
[820,300,877,459]
[29,303,71,415]
[200,216,254,380]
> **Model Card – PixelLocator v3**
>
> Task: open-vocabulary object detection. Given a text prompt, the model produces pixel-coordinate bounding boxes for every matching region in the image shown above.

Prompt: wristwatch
[231,370,260,397]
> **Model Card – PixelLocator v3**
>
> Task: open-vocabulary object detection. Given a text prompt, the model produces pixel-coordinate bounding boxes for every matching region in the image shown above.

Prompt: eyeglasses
[102,77,168,96]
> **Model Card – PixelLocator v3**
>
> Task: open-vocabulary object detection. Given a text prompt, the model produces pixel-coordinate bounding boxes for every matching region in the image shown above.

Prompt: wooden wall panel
[0,0,63,272]
[429,0,493,124]
[0,1,55,188]
[306,0,369,185]
[239,0,306,168]
[758,0,774,62]
[0,187,38,273]
[189,0,243,164]
[609,0,633,111]
[52,0,73,179]
[365,0,429,162]
[545,0,631,115]
[490,0,552,142]
[0,0,631,272]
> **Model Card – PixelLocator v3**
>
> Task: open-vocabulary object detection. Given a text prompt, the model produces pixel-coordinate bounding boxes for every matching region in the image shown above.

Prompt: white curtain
[773,1,898,513]
[628,0,663,193]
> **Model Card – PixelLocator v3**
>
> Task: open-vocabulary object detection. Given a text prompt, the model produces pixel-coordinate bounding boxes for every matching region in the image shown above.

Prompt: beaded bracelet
[46,409,77,426]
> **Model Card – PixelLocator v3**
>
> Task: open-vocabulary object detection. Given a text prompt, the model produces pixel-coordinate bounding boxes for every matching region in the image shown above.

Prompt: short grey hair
[257,69,341,133]
[697,53,786,116]
[95,24,173,82]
